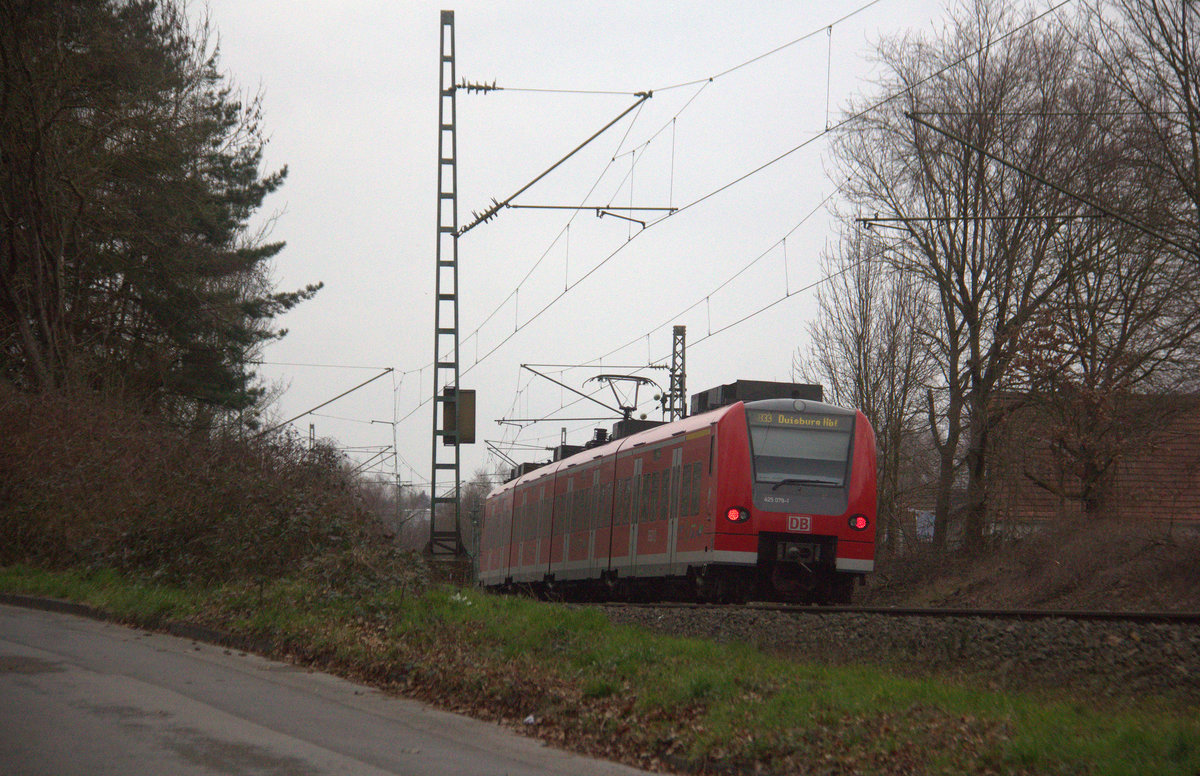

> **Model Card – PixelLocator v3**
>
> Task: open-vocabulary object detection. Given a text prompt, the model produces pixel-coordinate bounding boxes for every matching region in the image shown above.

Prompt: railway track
[594,600,1200,625]
[594,600,1200,704]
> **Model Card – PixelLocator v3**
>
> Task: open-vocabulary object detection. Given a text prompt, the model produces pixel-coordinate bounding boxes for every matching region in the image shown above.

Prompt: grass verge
[2,564,1197,776]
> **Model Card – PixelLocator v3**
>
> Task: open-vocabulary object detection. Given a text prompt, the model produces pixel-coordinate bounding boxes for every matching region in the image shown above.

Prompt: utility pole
[429,9,465,558]
[426,12,653,561]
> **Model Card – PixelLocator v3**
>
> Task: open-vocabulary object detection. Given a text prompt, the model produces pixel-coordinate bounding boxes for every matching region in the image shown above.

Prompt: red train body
[478,399,876,603]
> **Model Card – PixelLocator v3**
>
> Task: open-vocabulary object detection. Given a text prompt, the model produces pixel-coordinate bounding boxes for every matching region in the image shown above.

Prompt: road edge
[0,591,274,654]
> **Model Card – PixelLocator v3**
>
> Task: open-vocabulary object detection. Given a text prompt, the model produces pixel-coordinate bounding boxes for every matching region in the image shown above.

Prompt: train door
[512,488,524,572]
[586,468,601,580]
[537,482,551,571]
[568,469,591,576]
[608,453,636,575]
[668,445,684,573]
[559,475,575,578]
[596,457,617,574]
[502,490,516,576]
[548,469,567,575]
[636,449,671,574]
[628,457,643,576]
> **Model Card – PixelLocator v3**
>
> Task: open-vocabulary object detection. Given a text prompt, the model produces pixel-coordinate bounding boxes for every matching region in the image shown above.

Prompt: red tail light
[726,507,750,523]
[848,514,870,531]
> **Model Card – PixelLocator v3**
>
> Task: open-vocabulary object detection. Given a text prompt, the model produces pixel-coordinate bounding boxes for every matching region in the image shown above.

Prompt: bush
[0,386,416,589]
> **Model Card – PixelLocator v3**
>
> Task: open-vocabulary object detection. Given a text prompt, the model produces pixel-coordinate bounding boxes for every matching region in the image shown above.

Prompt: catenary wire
[389,0,1081,444]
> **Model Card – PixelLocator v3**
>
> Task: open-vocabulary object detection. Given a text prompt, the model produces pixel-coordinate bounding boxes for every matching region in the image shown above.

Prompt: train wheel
[688,568,709,602]
[601,571,619,602]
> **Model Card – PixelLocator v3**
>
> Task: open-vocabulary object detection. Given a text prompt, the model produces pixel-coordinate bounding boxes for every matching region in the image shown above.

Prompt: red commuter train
[478,398,876,603]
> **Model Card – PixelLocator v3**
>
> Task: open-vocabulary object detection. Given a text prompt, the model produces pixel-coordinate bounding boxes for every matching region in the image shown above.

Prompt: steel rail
[594,601,1200,625]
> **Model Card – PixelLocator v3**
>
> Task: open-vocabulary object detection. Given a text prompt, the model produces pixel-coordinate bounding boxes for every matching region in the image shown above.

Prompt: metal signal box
[442,387,476,445]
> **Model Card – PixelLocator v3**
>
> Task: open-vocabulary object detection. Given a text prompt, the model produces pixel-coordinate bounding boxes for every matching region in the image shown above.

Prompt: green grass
[0,564,199,620]
[2,564,1197,775]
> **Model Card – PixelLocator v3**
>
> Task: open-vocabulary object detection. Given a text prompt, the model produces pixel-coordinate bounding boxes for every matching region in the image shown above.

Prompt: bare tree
[794,228,935,552]
[1090,0,1200,253]
[1009,150,1200,514]
[832,0,1113,551]
[978,0,1200,517]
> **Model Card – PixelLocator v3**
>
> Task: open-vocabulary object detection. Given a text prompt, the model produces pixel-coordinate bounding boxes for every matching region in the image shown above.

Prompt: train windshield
[747,410,853,487]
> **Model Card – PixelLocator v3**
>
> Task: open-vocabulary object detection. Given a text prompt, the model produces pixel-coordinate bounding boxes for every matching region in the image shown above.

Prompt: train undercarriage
[489,534,861,605]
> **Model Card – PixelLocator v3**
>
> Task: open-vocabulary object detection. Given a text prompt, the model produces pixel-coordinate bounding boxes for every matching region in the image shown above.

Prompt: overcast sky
[201,0,962,493]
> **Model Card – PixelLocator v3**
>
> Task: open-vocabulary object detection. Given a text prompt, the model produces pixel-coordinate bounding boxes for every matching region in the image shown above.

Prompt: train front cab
[708,399,877,603]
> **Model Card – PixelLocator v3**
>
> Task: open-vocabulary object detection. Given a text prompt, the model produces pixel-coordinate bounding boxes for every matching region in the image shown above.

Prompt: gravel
[594,604,1200,705]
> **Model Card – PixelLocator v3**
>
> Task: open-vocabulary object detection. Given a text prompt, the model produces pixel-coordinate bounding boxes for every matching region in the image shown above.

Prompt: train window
[667,467,677,521]
[651,471,660,522]
[659,470,666,521]
[585,486,593,530]
[673,464,682,519]
[747,412,853,486]
[668,468,675,520]
[646,473,654,523]
[685,463,695,515]
[648,470,657,525]
[643,472,653,524]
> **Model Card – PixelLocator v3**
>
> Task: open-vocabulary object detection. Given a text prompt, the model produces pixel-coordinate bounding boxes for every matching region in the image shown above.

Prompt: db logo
[787,515,812,533]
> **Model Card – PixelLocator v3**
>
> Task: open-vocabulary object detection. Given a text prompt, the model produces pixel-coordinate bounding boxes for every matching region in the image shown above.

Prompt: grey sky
[202,0,956,492]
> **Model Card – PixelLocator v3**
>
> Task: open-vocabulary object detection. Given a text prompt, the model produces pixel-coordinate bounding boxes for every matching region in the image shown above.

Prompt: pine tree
[0,0,319,426]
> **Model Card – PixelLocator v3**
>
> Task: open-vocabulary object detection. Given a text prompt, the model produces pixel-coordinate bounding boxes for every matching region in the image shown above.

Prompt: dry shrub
[0,385,420,590]
[864,517,1200,611]
[998,516,1200,610]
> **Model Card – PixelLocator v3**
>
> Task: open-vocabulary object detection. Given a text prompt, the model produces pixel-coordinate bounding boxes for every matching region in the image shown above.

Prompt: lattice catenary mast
[428,10,465,557]
[667,325,687,421]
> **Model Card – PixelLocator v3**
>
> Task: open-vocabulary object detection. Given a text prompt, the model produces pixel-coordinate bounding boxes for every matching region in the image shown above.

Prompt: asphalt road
[0,603,654,776]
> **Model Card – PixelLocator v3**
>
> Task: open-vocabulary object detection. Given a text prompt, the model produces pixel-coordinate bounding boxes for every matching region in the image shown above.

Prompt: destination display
[747,410,853,432]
